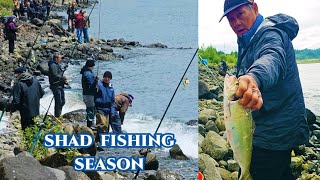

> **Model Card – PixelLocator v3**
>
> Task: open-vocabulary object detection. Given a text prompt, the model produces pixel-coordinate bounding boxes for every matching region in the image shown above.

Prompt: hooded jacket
[236,14,309,150]
[80,66,97,95]
[11,72,45,118]
[48,60,64,87]
[4,17,17,40]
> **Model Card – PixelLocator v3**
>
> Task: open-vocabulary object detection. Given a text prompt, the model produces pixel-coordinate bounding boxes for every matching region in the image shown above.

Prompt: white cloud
[199,0,320,52]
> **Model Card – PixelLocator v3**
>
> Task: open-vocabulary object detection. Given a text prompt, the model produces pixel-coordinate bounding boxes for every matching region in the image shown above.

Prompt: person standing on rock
[67,2,77,33]
[82,10,90,43]
[4,16,18,54]
[74,10,84,43]
[219,0,309,179]
[80,60,98,128]
[11,67,45,130]
[95,71,120,133]
[115,93,134,128]
[48,52,67,119]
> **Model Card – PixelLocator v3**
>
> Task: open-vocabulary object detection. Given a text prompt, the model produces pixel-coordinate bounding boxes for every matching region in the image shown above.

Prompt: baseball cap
[219,0,254,22]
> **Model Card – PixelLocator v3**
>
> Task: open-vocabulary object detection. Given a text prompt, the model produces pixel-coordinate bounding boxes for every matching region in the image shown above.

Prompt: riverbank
[198,65,320,180]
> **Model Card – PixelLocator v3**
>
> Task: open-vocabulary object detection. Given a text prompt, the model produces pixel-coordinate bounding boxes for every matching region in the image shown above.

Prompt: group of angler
[13,0,52,20]
[10,52,133,134]
[67,2,90,44]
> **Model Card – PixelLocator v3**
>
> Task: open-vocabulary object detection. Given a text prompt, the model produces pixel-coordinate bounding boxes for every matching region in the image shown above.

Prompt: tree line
[199,47,320,67]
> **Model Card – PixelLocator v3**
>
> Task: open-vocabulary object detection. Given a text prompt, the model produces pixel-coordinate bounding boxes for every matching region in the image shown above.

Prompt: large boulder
[306,108,316,126]
[62,109,86,123]
[199,153,221,180]
[169,144,189,160]
[201,131,228,160]
[0,152,57,179]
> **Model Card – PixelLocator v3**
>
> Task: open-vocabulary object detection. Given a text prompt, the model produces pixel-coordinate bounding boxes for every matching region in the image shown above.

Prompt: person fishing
[11,67,45,130]
[95,71,120,133]
[219,0,309,179]
[115,93,134,129]
[219,59,227,76]
[3,16,19,53]
[80,60,98,128]
[48,52,67,120]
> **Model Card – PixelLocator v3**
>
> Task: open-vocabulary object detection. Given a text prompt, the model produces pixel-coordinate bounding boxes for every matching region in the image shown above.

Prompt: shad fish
[224,74,254,180]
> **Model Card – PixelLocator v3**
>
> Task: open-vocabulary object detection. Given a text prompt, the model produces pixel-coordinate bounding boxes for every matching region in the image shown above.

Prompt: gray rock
[145,153,159,170]
[45,166,66,180]
[0,153,57,180]
[155,169,183,180]
[227,159,240,172]
[201,131,228,160]
[58,166,90,180]
[205,120,219,133]
[306,108,316,125]
[199,153,222,180]
[198,124,206,137]
[169,144,189,160]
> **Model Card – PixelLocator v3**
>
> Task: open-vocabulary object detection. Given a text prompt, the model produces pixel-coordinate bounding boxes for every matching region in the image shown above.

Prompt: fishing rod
[95,0,102,77]
[133,48,198,179]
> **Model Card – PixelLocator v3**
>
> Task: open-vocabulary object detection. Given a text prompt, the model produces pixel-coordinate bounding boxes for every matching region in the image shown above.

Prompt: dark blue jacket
[12,73,45,118]
[48,60,64,88]
[95,81,115,116]
[236,14,309,150]
[80,66,97,95]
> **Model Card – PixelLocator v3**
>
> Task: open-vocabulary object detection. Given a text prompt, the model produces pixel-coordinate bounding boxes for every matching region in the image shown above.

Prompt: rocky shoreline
[198,65,320,180]
[0,6,191,179]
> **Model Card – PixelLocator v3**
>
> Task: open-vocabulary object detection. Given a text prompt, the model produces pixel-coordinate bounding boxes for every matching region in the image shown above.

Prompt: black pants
[20,115,35,131]
[239,146,295,180]
[51,86,65,117]
[9,40,14,53]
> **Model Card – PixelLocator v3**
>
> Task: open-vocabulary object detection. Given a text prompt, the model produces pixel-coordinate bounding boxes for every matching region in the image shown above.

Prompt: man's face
[55,55,63,64]
[226,3,258,37]
[103,76,111,84]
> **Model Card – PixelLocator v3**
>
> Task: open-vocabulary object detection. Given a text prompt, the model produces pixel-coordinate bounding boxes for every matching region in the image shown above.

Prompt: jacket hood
[264,14,299,40]
[7,16,14,23]
[80,66,92,74]
[18,72,33,82]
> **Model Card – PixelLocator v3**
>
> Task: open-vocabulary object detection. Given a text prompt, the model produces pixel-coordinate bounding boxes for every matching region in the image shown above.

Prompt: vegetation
[198,46,237,67]
[19,116,78,161]
[296,49,320,60]
[0,0,13,16]
[296,59,320,64]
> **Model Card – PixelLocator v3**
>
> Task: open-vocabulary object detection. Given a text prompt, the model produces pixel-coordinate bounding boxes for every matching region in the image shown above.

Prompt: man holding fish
[220,0,309,179]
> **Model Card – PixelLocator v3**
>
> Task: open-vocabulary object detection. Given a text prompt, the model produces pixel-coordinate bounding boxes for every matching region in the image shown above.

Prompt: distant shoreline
[296,59,320,64]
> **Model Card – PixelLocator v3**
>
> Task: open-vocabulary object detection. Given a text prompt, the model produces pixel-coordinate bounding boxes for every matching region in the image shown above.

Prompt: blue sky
[199,0,320,52]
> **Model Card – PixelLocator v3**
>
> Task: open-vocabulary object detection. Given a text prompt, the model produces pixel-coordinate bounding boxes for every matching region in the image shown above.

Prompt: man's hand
[236,75,263,111]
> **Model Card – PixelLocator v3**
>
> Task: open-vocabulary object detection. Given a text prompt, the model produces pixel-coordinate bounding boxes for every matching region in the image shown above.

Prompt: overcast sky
[199,0,320,53]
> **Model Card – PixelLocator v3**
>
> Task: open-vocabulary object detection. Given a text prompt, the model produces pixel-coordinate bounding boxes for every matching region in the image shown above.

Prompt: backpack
[3,21,9,40]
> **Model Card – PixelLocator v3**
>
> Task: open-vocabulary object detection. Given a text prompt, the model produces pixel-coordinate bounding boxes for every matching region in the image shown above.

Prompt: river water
[298,63,320,116]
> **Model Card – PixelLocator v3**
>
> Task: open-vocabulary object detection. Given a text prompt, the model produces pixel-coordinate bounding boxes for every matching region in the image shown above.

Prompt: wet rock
[145,153,159,170]
[185,119,197,126]
[62,109,86,123]
[169,144,189,160]
[30,18,44,27]
[145,43,168,48]
[155,169,183,180]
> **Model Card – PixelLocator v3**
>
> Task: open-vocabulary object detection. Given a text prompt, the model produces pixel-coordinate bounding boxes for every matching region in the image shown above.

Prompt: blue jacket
[95,81,115,116]
[236,14,309,150]
[80,66,97,95]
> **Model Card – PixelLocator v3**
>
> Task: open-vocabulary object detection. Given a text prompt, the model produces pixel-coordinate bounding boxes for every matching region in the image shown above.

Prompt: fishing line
[133,48,198,179]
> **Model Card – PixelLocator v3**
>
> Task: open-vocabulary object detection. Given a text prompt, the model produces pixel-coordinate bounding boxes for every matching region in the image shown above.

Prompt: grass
[296,59,320,64]
[0,0,13,16]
